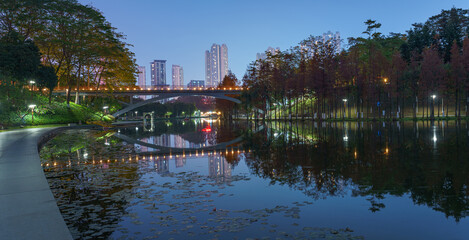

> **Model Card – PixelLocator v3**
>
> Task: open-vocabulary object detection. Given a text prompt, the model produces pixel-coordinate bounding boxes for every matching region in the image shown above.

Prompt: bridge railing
[44,85,246,92]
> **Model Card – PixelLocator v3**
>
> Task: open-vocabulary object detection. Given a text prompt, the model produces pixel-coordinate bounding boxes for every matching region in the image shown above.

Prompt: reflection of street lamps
[28,104,36,125]
[431,95,436,119]
[342,99,347,119]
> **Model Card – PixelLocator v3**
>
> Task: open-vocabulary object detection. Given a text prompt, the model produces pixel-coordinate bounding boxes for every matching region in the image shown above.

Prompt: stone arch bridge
[53,87,243,117]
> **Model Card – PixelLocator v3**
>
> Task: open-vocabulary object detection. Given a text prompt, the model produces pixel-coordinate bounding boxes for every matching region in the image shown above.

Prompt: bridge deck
[50,86,243,96]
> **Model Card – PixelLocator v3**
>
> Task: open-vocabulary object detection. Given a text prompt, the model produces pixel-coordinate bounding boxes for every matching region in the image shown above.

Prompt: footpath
[0,128,73,240]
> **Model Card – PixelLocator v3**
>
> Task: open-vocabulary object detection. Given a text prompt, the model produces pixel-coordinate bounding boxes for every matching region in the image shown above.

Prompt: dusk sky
[78,0,469,85]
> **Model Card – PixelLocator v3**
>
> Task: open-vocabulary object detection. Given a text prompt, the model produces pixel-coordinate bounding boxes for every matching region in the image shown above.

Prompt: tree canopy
[0,0,137,104]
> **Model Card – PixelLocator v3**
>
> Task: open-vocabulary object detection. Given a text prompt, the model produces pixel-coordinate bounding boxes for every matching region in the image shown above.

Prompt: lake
[39,119,469,239]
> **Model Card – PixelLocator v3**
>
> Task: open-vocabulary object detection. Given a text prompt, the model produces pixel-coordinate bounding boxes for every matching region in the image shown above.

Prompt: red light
[201,126,212,132]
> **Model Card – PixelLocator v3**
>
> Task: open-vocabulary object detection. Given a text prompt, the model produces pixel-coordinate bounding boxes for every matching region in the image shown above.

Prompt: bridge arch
[112,93,241,117]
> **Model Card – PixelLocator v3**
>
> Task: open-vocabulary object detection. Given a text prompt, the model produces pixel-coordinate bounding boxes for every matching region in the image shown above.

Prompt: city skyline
[77,0,469,84]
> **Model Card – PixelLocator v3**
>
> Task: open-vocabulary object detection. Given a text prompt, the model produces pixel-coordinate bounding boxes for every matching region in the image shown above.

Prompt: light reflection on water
[39,120,469,240]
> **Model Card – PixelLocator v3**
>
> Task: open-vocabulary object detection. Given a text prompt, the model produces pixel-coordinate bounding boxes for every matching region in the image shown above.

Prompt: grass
[0,91,115,129]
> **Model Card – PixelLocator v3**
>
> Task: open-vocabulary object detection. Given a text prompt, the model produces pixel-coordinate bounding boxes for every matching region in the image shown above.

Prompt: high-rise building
[256,47,280,61]
[137,66,146,87]
[300,31,341,57]
[205,43,228,87]
[322,31,341,53]
[172,65,184,88]
[187,80,205,88]
[150,60,167,86]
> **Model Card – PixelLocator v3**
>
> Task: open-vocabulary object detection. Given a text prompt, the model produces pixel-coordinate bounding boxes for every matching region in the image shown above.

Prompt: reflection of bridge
[114,126,264,155]
[52,86,243,117]
[115,132,244,155]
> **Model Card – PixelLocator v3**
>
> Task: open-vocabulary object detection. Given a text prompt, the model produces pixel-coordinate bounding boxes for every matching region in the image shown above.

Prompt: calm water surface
[40,119,469,239]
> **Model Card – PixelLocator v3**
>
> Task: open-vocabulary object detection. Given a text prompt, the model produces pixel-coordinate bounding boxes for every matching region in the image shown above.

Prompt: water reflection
[245,121,469,220]
[39,120,469,239]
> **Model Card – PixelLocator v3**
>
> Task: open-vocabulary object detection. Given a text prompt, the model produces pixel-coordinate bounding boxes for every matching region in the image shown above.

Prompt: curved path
[0,128,72,240]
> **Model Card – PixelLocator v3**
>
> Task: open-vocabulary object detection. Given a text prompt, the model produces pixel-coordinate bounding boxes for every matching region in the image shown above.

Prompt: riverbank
[0,127,73,240]
[232,115,469,122]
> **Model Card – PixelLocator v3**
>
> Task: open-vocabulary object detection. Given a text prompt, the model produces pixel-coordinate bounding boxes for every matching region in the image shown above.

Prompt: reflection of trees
[244,121,469,221]
[40,130,140,239]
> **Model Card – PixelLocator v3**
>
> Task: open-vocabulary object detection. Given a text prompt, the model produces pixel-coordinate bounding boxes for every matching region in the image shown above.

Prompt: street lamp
[103,106,109,114]
[29,80,35,90]
[28,104,36,125]
[431,95,436,119]
[342,99,347,119]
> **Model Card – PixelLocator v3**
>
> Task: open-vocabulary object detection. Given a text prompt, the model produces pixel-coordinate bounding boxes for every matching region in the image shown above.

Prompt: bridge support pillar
[143,111,155,132]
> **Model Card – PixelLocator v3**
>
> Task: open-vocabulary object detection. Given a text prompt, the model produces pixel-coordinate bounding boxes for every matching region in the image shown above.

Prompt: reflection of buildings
[174,135,186,167]
[153,135,171,147]
[209,155,232,180]
[155,158,170,174]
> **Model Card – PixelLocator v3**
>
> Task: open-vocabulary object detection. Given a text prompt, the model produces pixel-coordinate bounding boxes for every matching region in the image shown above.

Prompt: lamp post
[28,104,36,125]
[29,80,35,101]
[342,99,347,119]
[103,106,109,115]
[431,95,436,119]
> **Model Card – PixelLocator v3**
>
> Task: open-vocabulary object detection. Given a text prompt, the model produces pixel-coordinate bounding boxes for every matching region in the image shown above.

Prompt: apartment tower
[205,44,228,87]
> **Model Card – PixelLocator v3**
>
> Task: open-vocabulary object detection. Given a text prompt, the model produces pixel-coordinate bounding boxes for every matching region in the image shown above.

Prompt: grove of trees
[242,8,469,120]
[0,0,137,106]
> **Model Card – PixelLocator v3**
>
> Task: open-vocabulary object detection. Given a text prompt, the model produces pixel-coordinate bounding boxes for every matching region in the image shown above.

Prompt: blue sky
[78,0,469,85]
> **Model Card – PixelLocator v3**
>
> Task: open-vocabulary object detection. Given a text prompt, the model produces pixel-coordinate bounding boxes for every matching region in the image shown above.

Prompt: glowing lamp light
[201,126,212,132]
[342,99,347,102]
[28,104,36,109]
[103,106,109,109]
[431,95,436,99]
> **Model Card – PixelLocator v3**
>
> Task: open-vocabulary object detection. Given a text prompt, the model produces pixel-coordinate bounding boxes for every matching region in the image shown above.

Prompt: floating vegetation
[40,129,362,239]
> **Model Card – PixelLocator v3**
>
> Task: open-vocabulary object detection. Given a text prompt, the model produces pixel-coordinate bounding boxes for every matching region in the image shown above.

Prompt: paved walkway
[0,128,72,240]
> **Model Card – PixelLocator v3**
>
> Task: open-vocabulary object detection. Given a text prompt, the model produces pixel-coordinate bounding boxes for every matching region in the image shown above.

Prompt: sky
[78,0,469,85]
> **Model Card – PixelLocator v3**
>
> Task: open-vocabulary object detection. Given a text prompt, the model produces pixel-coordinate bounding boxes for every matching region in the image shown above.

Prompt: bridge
[51,86,244,117]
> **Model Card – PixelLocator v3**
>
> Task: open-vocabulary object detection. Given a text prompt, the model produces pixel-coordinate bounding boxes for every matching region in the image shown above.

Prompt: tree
[462,37,469,117]
[216,71,239,118]
[0,0,137,106]
[36,65,58,103]
[0,31,40,85]
[420,46,444,118]
[426,8,469,62]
